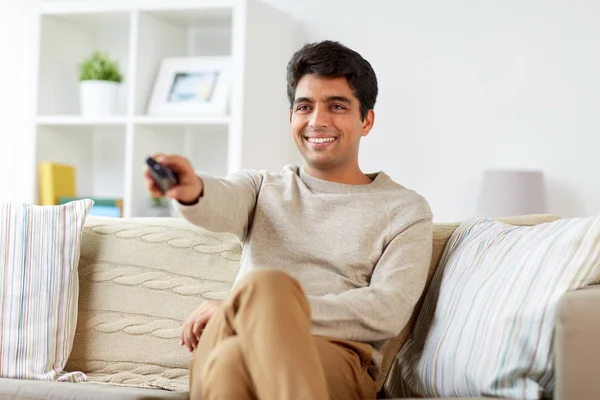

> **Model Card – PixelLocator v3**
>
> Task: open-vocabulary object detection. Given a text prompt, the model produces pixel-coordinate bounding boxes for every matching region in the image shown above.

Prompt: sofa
[0,213,598,400]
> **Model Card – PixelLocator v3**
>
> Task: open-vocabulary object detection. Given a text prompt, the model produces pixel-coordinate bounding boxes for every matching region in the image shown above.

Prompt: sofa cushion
[377,214,560,392]
[389,214,600,399]
[64,216,241,391]
[0,378,188,400]
[0,377,504,400]
[0,200,93,382]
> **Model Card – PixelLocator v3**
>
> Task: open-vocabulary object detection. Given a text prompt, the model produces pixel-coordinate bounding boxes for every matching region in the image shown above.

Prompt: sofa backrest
[67,213,560,392]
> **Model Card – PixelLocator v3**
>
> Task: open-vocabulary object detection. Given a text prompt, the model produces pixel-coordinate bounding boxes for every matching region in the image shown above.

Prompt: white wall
[2,0,600,222]
[0,0,39,203]
[265,0,600,222]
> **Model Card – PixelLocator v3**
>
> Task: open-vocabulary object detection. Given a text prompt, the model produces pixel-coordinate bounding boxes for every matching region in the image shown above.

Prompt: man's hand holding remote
[144,154,204,205]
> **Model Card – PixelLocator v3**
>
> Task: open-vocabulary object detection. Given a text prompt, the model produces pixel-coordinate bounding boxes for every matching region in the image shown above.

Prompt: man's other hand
[180,300,223,352]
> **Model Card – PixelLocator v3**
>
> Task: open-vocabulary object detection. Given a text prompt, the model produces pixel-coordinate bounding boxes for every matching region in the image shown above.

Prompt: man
[144,40,433,400]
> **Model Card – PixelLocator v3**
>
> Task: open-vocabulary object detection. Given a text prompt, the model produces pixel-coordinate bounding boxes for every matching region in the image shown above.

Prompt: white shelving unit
[33,0,303,217]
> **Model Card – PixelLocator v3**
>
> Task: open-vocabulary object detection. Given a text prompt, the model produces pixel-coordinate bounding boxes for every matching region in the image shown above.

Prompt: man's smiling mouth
[306,137,337,144]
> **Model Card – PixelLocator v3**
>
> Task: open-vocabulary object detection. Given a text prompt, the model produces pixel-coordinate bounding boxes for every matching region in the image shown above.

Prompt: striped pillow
[391,214,600,399]
[0,199,93,381]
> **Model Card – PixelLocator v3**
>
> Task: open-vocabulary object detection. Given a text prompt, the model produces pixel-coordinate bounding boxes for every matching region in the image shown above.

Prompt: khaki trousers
[189,269,377,400]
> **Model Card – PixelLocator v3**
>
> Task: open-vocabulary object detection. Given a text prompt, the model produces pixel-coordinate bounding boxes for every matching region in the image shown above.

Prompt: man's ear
[361,110,375,137]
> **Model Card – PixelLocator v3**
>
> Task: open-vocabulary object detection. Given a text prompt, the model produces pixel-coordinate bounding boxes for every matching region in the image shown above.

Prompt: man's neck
[303,165,372,185]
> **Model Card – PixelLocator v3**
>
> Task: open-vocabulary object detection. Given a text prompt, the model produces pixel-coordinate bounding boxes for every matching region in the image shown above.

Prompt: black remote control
[146,156,179,194]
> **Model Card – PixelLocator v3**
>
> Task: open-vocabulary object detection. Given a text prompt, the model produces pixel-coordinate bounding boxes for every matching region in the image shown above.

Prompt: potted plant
[79,51,124,117]
[147,195,173,217]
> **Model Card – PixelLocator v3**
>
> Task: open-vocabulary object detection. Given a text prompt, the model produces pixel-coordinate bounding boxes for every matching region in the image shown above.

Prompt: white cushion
[390,214,600,399]
[0,199,93,381]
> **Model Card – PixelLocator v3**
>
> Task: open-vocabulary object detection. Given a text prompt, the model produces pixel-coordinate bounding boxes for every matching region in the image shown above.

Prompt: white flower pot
[79,80,120,117]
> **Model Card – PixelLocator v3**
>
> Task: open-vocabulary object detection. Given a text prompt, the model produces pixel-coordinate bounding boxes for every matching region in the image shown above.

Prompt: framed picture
[147,56,231,116]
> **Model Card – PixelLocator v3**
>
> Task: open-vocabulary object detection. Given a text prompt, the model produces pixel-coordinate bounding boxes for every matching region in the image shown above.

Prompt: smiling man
[144,40,433,400]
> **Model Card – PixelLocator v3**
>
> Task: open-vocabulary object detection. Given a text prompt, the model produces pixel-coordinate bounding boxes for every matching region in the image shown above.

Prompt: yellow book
[38,162,76,205]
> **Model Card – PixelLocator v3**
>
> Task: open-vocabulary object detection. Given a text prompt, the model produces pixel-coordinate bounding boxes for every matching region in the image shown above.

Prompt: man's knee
[229,269,310,317]
[202,337,244,380]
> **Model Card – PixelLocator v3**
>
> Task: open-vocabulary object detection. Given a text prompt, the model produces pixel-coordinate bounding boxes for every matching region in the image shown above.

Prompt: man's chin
[302,156,337,171]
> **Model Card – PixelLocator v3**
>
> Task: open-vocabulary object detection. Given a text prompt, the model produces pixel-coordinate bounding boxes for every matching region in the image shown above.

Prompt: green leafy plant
[79,51,123,83]
[150,196,169,208]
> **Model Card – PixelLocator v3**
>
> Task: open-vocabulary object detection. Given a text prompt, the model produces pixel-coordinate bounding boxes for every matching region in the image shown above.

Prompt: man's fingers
[165,186,183,200]
[181,311,204,352]
[182,316,197,352]
[180,305,218,352]
[184,326,194,352]
[143,168,166,197]
[154,154,187,174]
[180,318,190,347]
[147,184,164,198]
[192,317,207,346]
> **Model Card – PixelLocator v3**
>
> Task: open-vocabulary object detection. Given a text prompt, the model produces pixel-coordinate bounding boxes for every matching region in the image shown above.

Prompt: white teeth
[307,137,336,144]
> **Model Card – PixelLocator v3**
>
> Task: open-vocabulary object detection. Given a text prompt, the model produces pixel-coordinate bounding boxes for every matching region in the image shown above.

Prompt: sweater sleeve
[306,214,433,343]
[174,170,263,241]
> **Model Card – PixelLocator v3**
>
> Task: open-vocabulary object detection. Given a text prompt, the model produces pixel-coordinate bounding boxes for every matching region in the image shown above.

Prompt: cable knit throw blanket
[64,216,242,391]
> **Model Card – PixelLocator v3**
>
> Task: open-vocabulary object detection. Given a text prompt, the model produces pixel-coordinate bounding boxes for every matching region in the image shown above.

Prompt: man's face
[290,75,374,172]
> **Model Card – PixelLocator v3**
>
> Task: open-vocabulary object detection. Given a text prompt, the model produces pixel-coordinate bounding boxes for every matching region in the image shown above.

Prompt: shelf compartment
[133,8,233,115]
[37,12,131,116]
[35,125,127,203]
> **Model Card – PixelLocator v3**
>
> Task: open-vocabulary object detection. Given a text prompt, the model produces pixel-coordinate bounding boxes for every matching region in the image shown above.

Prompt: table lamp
[477,169,547,217]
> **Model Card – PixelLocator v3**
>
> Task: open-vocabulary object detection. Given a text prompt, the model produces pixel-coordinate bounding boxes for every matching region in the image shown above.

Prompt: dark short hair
[286,40,378,120]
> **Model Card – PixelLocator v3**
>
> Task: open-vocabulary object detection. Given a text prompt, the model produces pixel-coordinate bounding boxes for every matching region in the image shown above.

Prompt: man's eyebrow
[293,97,313,105]
[293,96,353,105]
[326,96,352,104]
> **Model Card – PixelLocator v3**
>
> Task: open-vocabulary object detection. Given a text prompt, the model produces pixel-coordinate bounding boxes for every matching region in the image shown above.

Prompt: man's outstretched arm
[145,154,262,241]
[307,215,433,343]
[174,170,263,241]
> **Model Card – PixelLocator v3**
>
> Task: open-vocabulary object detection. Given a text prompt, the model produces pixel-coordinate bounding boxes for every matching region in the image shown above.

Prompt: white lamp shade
[477,169,547,217]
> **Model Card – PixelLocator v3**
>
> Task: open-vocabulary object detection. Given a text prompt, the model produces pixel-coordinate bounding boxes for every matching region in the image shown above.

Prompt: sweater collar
[298,166,386,194]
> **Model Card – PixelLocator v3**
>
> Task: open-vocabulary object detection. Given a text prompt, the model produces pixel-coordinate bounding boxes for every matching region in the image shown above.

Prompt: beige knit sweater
[175,164,433,379]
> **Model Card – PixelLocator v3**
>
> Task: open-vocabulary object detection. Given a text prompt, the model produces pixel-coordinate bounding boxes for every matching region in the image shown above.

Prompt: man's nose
[309,107,329,129]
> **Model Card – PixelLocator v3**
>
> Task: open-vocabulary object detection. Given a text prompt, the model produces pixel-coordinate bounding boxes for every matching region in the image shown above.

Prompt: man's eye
[331,104,345,110]
[297,105,310,111]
